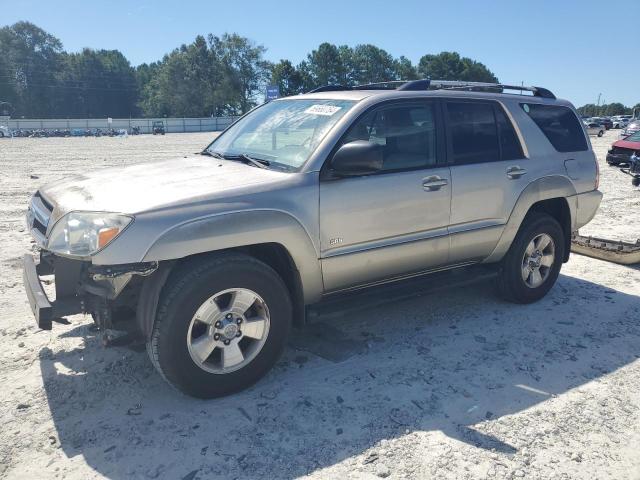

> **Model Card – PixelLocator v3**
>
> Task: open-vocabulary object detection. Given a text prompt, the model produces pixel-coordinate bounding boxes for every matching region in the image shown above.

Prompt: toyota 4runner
[23,80,602,398]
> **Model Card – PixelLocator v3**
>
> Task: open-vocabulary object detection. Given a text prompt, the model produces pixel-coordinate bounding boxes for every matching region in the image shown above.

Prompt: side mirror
[330,140,383,177]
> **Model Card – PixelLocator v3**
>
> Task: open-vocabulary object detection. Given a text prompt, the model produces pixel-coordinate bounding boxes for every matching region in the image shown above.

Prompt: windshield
[206,99,356,170]
[625,131,640,142]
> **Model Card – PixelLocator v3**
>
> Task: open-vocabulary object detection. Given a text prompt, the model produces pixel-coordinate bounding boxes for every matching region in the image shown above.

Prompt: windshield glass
[206,99,356,170]
[625,131,640,142]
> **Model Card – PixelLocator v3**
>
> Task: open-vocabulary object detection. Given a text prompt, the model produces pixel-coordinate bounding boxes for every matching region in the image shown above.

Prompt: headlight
[47,212,132,256]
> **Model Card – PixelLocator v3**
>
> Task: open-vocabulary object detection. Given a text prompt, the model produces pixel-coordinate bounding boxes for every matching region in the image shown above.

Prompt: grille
[27,191,53,244]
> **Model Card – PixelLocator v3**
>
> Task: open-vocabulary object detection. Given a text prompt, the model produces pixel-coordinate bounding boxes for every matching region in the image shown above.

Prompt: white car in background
[584,121,605,137]
[612,118,629,129]
[0,125,11,138]
[621,120,640,138]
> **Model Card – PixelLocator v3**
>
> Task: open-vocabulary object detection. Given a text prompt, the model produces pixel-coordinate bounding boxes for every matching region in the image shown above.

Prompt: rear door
[444,99,539,263]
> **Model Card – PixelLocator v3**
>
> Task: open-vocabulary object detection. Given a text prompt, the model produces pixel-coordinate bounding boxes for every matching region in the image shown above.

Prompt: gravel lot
[0,131,639,480]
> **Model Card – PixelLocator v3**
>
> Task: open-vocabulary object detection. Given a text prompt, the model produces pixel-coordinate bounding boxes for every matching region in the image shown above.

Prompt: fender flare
[141,209,324,304]
[484,175,578,263]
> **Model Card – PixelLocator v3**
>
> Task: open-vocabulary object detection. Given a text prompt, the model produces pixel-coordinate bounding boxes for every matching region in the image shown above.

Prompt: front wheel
[497,212,565,304]
[148,253,292,398]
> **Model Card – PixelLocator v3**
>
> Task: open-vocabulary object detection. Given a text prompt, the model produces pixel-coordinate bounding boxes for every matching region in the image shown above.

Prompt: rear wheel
[148,253,292,398]
[497,212,565,304]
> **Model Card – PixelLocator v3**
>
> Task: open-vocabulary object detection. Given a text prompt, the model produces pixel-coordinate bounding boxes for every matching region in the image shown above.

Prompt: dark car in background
[606,130,640,165]
[593,117,613,130]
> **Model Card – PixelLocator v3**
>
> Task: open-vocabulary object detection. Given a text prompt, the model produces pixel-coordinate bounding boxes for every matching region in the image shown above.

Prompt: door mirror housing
[330,140,383,177]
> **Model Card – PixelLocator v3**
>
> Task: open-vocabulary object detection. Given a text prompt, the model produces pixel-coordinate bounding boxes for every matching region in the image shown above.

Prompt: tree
[603,102,627,116]
[139,35,222,117]
[305,43,348,87]
[393,56,419,81]
[0,21,63,117]
[210,33,270,114]
[1,21,521,118]
[270,59,306,97]
[417,51,498,83]
[348,44,396,85]
[55,48,138,117]
[577,103,637,117]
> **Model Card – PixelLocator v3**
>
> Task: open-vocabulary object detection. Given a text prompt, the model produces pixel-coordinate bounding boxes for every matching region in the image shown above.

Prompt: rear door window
[446,101,500,165]
[521,103,588,152]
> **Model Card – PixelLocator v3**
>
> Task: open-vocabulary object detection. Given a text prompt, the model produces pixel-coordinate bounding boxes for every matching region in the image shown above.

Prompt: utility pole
[597,93,602,106]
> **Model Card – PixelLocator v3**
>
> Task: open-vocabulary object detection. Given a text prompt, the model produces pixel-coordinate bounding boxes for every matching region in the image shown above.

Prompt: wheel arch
[136,241,311,339]
[134,210,322,338]
[484,176,577,264]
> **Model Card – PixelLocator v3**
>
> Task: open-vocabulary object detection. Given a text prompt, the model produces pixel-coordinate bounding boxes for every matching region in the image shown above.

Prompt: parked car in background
[612,117,629,129]
[0,125,10,138]
[593,117,613,130]
[606,130,640,165]
[622,120,640,138]
[585,121,605,137]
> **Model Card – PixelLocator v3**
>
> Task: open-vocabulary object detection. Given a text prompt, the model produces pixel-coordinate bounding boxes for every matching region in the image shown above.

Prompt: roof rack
[308,79,556,99]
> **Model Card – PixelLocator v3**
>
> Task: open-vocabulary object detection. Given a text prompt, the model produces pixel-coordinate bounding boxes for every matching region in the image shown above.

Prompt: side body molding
[483,175,578,263]
[142,210,324,304]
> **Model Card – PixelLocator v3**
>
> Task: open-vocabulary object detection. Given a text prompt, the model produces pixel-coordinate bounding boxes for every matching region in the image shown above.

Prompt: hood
[39,156,289,215]
[612,139,640,150]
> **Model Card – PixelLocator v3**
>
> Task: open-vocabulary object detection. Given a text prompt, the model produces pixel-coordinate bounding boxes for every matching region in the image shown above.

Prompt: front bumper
[22,254,84,329]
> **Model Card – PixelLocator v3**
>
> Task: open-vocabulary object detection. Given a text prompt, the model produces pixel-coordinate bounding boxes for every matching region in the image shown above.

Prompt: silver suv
[23,80,602,398]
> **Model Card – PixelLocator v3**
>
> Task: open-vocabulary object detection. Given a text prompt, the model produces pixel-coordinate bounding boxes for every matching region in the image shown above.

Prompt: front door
[319,100,451,292]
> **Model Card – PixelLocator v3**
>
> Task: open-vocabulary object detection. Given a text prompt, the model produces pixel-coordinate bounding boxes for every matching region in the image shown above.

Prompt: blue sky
[2,0,638,107]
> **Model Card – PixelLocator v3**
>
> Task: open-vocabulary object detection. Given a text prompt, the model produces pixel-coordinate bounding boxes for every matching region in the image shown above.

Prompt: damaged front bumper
[22,251,158,330]
[23,254,83,330]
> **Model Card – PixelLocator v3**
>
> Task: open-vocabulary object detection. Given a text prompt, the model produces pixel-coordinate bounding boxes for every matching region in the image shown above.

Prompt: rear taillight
[595,155,600,189]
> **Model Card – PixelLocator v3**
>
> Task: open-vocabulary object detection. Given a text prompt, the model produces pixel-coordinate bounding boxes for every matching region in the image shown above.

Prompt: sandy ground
[0,131,639,480]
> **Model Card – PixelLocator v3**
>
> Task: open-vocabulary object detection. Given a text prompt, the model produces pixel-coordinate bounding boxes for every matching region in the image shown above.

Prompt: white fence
[4,116,240,134]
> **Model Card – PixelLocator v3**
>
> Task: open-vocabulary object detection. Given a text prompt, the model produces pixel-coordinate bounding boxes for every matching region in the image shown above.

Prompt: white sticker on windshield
[304,104,342,116]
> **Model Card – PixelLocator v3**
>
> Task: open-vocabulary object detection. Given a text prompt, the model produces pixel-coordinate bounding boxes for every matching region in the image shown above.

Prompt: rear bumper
[575,190,603,230]
[22,254,84,330]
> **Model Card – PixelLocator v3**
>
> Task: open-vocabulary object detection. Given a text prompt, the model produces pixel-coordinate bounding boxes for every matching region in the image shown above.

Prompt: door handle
[506,166,527,179]
[422,176,448,191]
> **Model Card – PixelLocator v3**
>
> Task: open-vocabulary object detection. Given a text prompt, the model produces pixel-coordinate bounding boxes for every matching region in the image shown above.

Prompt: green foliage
[55,48,138,117]
[12,22,636,120]
[577,103,636,117]
[417,51,498,83]
[0,21,63,117]
[270,59,308,96]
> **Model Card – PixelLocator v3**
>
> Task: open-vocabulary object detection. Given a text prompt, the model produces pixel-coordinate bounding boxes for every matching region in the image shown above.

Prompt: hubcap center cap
[529,250,542,269]
[222,323,239,339]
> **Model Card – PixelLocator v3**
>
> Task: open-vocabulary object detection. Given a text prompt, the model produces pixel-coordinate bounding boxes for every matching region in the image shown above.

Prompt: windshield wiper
[236,153,270,169]
[201,150,270,169]
[200,150,224,159]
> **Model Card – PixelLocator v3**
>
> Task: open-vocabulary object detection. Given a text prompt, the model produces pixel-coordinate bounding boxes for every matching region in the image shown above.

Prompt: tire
[497,212,565,304]
[148,253,292,398]
[598,130,604,137]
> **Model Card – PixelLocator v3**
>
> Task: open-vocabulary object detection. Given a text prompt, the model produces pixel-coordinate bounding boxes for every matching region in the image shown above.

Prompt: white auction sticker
[304,104,342,116]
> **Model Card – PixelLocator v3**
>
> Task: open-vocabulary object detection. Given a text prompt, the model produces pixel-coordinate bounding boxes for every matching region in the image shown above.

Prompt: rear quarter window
[521,103,588,153]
